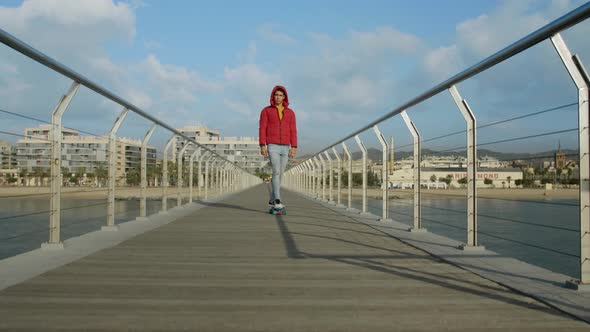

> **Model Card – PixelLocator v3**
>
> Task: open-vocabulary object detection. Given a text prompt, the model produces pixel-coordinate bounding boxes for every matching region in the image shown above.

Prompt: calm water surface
[0,194,581,279]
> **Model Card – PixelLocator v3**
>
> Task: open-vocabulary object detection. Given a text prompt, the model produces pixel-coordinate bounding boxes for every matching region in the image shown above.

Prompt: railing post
[318,154,327,202]
[449,85,483,252]
[342,142,354,211]
[301,162,309,195]
[313,156,322,200]
[204,157,212,200]
[373,125,391,222]
[44,82,80,250]
[354,135,369,215]
[137,124,156,221]
[160,135,176,214]
[177,142,191,207]
[308,160,315,197]
[324,151,335,204]
[189,147,200,203]
[197,151,209,200]
[332,147,344,208]
[103,108,128,231]
[551,33,590,289]
[401,111,426,233]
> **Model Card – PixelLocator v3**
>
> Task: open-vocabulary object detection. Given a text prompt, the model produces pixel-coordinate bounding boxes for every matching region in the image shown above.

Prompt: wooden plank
[0,185,587,331]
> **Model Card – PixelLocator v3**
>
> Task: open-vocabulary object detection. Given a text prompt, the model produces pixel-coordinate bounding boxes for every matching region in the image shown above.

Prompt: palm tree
[95,163,108,187]
[32,167,44,187]
[75,167,86,186]
[19,169,28,186]
[507,176,512,189]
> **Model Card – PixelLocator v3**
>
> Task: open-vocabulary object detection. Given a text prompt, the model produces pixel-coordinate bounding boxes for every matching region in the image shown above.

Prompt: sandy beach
[309,187,579,200]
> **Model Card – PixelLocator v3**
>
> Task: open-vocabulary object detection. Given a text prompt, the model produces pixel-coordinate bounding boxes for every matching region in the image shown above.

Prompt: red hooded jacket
[259,85,298,148]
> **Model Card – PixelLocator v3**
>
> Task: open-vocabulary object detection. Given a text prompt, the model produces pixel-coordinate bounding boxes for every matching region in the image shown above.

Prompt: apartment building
[176,125,269,173]
[15,125,156,184]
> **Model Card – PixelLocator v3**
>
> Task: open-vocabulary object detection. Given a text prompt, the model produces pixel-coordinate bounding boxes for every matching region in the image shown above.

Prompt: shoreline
[314,187,578,200]
[0,187,209,200]
[0,186,578,200]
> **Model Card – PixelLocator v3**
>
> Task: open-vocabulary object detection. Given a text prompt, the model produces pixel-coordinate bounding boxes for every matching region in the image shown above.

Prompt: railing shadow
[273,196,584,320]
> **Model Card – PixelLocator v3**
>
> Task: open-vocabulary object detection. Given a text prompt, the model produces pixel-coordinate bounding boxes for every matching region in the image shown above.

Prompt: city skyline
[0,0,589,156]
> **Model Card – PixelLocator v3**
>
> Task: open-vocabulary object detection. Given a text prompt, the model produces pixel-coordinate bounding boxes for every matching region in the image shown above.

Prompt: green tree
[352,173,362,186]
[439,174,453,188]
[126,167,141,186]
[95,163,108,187]
[484,178,493,186]
[7,174,17,184]
[507,176,512,189]
[74,167,86,186]
[430,174,437,182]
[458,177,467,185]
[32,167,44,186]
[515,179,523,186]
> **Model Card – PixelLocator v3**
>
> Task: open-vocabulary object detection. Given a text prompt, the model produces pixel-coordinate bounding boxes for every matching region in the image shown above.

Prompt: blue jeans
[268,144,290,201]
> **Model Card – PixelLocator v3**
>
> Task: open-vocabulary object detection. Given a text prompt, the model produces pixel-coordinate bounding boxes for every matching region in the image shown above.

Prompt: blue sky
[0,0,589,157]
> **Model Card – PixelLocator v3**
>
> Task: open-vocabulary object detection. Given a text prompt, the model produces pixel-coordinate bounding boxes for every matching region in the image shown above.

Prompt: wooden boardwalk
[0,185,588,331]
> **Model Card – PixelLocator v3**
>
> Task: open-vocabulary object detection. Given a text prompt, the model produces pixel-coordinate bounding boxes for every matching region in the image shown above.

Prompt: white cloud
[223,63,280,107]
[423,45,463,81]
[237,41,257,63]
[223,99,253,117]
[257,24,296,46]
[0,0,136,54]
[124,87,153,110]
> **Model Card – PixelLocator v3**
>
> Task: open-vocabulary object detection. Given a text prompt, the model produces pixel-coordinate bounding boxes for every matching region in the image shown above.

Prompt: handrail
[307,1,590,157]
[0,28,249,173]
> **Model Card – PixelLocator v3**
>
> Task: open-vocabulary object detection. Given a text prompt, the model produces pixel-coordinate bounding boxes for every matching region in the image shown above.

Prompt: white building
[15,125,156,184]
[176,125,268,173]
[0,140,17,170]
[388,167,523,189]
[394,155,508,170]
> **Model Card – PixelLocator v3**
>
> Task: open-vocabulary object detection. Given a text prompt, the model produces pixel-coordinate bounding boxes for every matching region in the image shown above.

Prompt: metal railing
[0,27,262,256]
[285,2,590,289]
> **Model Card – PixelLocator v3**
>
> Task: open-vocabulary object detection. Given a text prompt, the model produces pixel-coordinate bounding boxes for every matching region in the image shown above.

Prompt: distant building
[394,155,507,171]
[176,125,268,174]
[15,125,156,185]
[0,140,17,170]
[388,167,523,189]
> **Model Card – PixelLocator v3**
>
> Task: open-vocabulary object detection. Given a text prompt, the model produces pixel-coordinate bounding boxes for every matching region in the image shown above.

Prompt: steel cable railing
[287,4,590,284]
[394,102,578,150]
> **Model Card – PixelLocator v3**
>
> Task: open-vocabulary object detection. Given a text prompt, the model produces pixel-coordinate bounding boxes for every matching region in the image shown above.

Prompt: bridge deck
[0,185,587,331]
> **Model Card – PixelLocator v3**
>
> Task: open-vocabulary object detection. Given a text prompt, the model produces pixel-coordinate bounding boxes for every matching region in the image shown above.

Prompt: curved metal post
[342,142,354,211]
[332,147,343,207]
[177,142,191,207]
[318,154,327,201]
[44,82,80,249]
[306,160,315,196]
[197,151,209,200]
[189,147,201,203]
[104,108,128,231]
[313,156,322,200]
[551,33,590,288]
[160,135,176,213]
[204,156,213,200]
[324,151,334,204]
[401,111,425,233]
[137,124,156,221]
[354,135,369,215]
[450,85,482,251]
[306,160,314,197]
[373,125,391,222]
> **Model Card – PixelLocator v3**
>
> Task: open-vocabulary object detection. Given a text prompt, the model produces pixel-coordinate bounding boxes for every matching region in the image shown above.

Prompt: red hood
[270,85,289,108]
